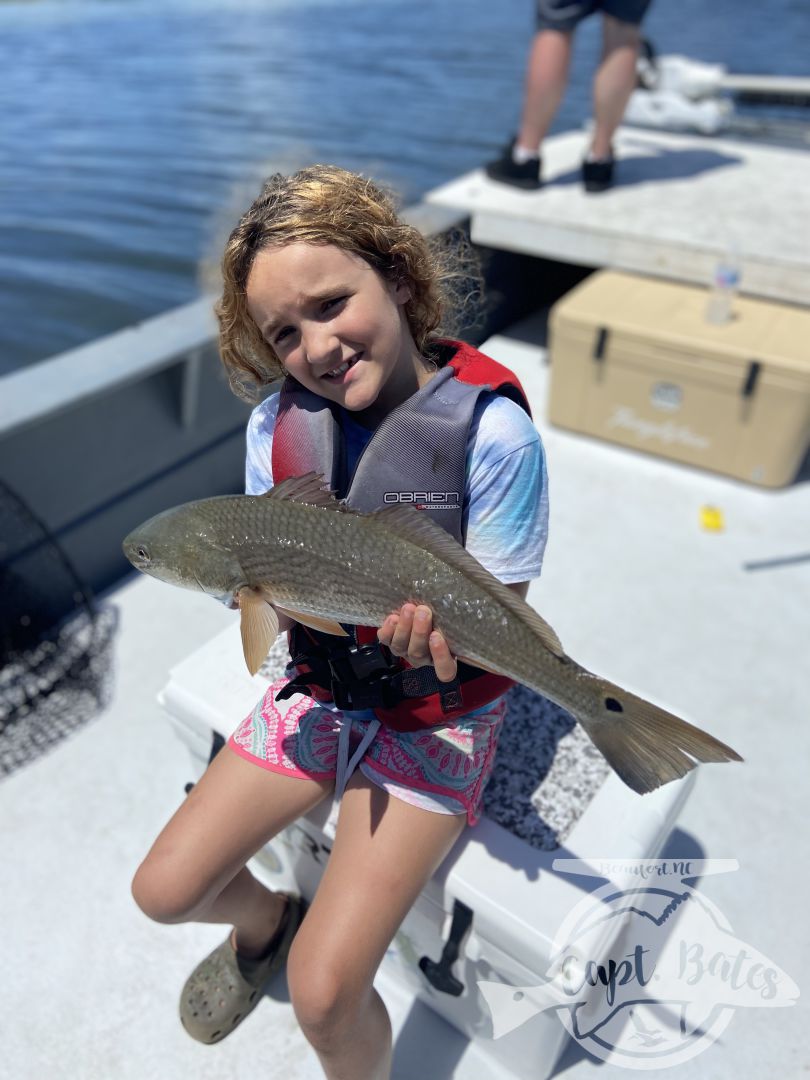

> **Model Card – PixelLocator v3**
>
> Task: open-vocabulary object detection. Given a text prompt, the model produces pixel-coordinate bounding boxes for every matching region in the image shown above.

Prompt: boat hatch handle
[183,729,226,796]
[742,360,761,398]
[418,899,474,996]
[208,729,226,763]
[593,327,608,362]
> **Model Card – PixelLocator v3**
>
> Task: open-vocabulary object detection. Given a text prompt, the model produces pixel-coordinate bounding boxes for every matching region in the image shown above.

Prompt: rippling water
[1,0,807,372]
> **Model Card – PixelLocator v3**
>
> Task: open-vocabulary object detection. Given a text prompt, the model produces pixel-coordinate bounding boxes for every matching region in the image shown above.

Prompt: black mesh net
[0,481,118,778]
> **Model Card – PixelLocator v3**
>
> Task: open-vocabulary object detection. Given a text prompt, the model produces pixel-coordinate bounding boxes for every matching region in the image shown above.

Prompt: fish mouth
[321,352,362,381]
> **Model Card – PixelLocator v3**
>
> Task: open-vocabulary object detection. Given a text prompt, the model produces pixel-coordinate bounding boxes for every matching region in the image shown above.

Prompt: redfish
[123,472,742,795]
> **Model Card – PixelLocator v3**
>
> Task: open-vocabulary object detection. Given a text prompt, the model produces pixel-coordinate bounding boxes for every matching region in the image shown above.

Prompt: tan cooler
[547,270,810,487]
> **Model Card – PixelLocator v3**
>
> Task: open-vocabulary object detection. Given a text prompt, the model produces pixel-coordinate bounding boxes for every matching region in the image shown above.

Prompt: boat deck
[427,126,810,305]
[3,308,807,1078]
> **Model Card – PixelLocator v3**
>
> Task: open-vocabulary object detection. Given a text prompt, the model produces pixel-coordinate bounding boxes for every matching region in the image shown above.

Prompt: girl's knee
[130,853,209,925]
[286,942,367,1042]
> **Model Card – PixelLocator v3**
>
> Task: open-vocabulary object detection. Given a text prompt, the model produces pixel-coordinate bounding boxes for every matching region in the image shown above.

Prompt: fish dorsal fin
[260,471,346,510]
[369,504,566,658]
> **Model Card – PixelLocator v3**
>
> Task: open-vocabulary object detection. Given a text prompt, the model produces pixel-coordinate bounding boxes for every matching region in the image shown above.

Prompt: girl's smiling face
[246,242,431,427]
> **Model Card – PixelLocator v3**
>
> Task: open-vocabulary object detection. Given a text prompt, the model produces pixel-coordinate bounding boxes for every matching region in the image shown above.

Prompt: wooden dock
[426,126,810,307]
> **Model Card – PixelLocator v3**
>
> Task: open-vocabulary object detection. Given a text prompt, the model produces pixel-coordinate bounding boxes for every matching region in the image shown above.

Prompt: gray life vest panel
[272,362,489,543]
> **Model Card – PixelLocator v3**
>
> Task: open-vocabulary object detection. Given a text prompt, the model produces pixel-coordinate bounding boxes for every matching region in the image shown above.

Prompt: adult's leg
[590,13,642,158]
[131,743,334,953]
[286,770,468,1080]
[516,29,574,155]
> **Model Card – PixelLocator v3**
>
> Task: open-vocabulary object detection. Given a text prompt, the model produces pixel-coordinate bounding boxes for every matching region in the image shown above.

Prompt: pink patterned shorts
[228,676,508,827]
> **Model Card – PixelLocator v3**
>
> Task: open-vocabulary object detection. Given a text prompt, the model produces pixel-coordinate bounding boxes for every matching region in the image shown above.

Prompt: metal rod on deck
[719,74,810,96]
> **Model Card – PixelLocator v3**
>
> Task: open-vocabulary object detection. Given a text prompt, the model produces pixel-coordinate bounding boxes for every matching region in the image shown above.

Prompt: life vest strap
[274,629,465,715]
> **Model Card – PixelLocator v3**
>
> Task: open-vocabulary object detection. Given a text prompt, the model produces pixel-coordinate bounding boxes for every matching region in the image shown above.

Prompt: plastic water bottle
[705,247,741,325]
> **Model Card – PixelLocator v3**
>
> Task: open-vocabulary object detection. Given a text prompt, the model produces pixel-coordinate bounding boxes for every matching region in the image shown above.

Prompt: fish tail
[577,677,743,795]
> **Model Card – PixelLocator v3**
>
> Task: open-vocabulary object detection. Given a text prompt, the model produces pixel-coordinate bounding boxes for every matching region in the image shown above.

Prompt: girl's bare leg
[286,769,468,1080]
[131,742,334,949]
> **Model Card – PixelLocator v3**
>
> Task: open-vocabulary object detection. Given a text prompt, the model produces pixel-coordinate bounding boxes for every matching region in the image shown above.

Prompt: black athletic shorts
[536,0,652,32]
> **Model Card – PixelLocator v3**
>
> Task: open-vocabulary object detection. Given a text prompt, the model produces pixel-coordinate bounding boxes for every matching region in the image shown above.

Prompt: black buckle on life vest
[329,677,399,712]
[327,642,401,711]
[332,642,397,682]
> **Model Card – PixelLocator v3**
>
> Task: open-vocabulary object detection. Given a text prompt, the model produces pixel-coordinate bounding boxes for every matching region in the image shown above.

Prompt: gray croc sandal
[179,890,305,1044]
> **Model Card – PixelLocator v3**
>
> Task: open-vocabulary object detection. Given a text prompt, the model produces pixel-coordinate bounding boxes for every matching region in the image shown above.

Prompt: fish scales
[123,474,743,796]
[235,498,424,624]
[218,495,574,704]
[214,496,483,632]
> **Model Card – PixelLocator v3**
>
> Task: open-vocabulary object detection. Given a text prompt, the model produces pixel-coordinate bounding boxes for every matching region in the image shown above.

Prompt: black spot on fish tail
[580,677,742,794]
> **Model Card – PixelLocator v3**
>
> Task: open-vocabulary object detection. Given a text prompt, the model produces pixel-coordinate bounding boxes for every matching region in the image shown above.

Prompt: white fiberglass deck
[3,315,807,1078]
[427,126,810,306]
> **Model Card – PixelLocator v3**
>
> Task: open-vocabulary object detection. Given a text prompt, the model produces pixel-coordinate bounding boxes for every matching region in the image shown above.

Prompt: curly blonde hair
[215,165,481,402]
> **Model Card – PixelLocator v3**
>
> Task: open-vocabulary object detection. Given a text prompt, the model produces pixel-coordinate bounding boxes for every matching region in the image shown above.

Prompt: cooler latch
[593,327,609,362]
[742,360,761,398]
[419,899,474,996]
[184,730,225,796]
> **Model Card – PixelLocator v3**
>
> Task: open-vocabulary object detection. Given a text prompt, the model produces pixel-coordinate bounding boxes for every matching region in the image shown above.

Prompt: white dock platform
[427,127,810,306]
[2,311,806,1079]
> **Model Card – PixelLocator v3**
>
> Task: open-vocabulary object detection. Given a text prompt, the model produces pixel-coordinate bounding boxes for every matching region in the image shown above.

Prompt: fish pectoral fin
[274,605,350,637]
[238,587,280,675]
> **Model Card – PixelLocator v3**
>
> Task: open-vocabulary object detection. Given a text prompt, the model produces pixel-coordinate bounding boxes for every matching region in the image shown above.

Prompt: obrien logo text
[384,491,461,510]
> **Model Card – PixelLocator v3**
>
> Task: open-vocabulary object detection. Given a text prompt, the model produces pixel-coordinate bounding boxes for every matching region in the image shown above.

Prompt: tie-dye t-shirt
[245,388,549,583]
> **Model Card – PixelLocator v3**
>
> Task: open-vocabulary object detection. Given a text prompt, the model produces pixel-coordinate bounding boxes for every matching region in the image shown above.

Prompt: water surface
[1,0,807,371]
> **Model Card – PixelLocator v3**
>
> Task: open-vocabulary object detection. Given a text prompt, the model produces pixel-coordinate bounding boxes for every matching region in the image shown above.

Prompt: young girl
[131,165,549,1079]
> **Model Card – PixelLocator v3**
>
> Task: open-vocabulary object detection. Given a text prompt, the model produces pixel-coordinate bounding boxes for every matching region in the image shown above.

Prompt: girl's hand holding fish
[377,603,458,683]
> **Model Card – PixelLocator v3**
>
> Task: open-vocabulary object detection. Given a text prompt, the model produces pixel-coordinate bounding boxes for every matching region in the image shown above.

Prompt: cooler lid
[551,270,810,379]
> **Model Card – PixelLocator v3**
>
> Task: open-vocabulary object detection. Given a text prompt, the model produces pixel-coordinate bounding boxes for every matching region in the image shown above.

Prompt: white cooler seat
[159,622,695,1080]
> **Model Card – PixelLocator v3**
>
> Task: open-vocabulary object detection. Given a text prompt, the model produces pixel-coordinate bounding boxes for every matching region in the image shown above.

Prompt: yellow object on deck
[700,505,725,532]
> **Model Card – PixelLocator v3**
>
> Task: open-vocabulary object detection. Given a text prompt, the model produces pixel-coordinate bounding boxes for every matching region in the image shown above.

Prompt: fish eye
[137,545,151,561]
